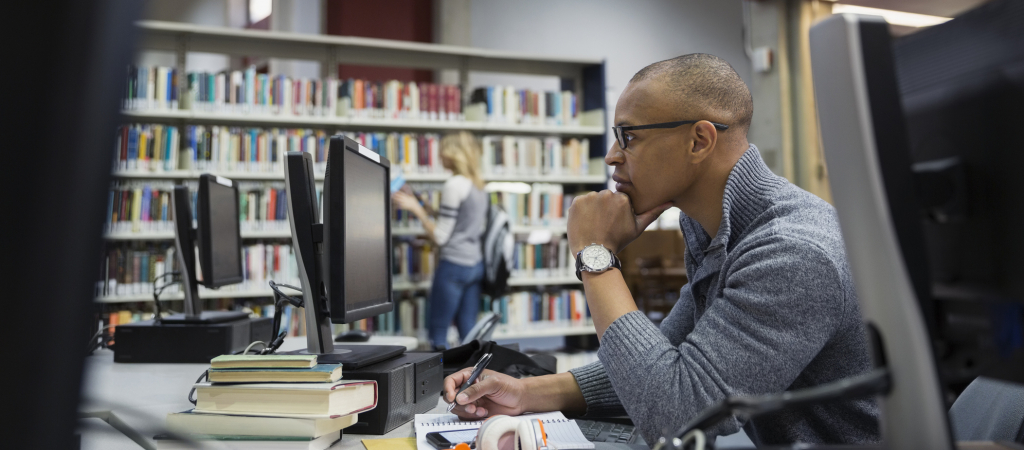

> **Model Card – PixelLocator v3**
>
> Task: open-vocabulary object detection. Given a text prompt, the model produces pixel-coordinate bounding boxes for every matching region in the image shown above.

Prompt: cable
[652,367,891,450]
[187,370,209,406]
[242,341,267,355]
[152,271,180,324]
[261,331,288,355]
[266,280,304,353]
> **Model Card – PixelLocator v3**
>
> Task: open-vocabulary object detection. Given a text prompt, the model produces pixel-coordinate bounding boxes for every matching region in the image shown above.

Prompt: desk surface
[79,337,675,449]
[81,336,430,450]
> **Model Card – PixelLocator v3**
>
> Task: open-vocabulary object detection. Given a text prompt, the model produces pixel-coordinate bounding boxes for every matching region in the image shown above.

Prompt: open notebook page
[414,411,593,450]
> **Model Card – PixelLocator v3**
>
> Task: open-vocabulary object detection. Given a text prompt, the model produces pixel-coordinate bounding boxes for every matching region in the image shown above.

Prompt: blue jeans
[429,259,484,349]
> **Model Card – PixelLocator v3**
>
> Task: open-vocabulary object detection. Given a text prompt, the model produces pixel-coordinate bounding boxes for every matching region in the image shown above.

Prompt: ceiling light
[832,4,951,27]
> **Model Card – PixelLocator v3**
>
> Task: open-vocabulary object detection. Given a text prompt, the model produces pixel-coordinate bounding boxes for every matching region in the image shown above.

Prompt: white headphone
[475,415,558,450]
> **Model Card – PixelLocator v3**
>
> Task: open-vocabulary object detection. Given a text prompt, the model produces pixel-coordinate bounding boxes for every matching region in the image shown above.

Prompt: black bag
[442,340,556,379]
[481,202,514,298]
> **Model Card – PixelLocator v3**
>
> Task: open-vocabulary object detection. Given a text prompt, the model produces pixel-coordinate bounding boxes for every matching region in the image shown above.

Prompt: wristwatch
[575,244,621,281]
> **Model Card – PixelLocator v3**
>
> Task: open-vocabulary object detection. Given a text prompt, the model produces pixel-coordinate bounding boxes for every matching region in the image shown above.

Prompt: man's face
[607,79,697,214]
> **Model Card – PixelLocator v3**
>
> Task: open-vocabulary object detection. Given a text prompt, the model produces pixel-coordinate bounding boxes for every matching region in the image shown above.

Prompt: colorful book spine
[480,136,590,176]
[510,237,572,278]
[104,181,176,234]
[97,240,299,299]
[124,65,178,111]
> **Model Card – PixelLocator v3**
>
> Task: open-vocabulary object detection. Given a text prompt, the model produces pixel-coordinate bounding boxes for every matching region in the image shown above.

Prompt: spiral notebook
[414,411,594,450]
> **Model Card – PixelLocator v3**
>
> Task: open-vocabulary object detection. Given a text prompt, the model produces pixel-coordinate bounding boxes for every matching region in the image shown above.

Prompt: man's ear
[689,121,719,164]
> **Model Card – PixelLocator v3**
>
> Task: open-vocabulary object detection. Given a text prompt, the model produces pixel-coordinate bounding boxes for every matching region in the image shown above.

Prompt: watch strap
[575,247,621,281]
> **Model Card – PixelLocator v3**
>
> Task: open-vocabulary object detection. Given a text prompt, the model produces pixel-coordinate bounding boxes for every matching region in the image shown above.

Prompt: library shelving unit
[103,20,607,344]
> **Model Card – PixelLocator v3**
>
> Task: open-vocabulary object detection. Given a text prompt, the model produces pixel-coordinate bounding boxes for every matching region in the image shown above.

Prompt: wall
[140,0,323,78]
[466,0,754,152]
[139,0,232,72]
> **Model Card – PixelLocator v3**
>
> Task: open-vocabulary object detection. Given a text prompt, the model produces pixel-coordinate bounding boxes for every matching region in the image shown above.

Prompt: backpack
[481,201,514,298]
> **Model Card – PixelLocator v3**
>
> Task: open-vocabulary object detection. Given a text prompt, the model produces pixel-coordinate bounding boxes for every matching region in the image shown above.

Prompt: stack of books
[159,354,378,449]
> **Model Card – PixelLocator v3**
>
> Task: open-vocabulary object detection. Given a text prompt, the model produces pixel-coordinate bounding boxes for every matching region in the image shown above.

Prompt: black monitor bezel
[196,174,244,289]
[323,135,394,324]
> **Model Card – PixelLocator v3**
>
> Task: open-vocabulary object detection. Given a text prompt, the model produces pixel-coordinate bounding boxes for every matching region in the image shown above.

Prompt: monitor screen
[342,147,390,313]
[199,175,243,287]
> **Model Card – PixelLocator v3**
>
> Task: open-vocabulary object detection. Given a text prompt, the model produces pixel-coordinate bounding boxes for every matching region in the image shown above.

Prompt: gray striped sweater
[569,145,880,446]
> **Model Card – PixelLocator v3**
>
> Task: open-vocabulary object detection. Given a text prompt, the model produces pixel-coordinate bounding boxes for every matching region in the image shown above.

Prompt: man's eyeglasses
[612,120,729,149]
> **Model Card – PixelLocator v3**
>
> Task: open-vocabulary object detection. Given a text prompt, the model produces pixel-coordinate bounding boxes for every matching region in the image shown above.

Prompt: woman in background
[393,132,488,350]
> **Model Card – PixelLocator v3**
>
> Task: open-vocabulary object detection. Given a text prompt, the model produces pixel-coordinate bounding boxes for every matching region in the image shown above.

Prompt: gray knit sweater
[569,145,880,446]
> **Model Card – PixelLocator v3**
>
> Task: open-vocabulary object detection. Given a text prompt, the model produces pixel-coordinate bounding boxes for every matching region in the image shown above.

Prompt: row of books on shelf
[125,65,463,121]
[100,286,590,341]
[391,236,574,284]
[467,86,580,126]
[481,136,591,176]
[105,178,579,237]
[97,236,576,299]
[105,181,176,234]
[491,185,574,228]
[494,290,590,328]
[104,178,313,235]
[124,65,584,127]
[392,183,576,231]
[113,124,595,177]
[97,241,301,298]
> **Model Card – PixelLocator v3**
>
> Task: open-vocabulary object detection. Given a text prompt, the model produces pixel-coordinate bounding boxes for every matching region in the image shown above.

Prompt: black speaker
[344,352,443,435]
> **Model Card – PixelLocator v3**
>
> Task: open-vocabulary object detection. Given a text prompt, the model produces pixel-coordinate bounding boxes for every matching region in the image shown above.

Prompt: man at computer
[443,54,880,446]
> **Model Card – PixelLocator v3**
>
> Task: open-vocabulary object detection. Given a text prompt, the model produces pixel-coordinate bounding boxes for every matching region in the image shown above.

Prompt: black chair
[949,377,1024,442]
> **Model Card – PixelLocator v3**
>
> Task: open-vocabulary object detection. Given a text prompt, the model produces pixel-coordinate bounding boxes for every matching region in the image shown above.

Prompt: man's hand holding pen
[442,366,528,419]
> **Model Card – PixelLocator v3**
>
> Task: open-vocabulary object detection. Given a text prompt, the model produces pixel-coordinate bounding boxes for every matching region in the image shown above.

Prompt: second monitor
[282,136,405,368]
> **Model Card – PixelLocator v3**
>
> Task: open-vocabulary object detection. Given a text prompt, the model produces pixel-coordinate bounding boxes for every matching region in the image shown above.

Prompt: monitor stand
[281,345,406,370]
[161,310,250,324]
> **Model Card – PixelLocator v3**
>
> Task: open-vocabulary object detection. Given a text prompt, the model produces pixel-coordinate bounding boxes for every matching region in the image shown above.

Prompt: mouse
[334,329,371,342]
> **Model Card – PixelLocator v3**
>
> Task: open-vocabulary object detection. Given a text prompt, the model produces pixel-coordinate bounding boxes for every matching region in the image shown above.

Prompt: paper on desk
[414,411,568,450]
[363,437,416,450]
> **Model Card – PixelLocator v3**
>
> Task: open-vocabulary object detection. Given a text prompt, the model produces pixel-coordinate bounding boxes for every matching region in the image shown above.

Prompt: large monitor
[282,136,404,368]
[164,174,248,324]
[810,2,1024,448]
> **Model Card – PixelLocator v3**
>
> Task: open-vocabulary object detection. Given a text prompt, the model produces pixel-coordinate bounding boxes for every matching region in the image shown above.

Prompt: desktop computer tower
[113,317,273,363]
[344,352,443,435]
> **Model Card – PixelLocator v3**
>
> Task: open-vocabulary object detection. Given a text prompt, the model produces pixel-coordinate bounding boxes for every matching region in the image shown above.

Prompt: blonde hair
[441,131,485,190]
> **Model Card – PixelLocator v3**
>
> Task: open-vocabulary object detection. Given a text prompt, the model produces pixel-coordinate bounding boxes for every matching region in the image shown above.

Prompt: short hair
[630,53,753,133]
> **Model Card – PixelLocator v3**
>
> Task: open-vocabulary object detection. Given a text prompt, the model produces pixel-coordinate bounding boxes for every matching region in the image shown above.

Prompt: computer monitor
[197,175,245,289]
[810,2,1024,448]
[282,136,405,368]
[164,174,248,324]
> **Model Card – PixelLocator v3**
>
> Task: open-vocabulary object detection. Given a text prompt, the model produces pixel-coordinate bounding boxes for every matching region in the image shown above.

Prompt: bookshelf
[106,224,569,240]
[122,109,605,135]
[101,20,607,345]
[112,170,606,184]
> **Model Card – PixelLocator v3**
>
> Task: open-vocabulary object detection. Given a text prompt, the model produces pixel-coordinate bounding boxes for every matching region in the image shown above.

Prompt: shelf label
[357,144,381,163]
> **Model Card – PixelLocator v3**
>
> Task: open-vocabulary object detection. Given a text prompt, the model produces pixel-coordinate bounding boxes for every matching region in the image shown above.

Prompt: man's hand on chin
[566,190,672,255]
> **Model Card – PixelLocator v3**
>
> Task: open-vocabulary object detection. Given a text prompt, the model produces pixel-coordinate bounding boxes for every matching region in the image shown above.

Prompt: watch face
[581,245,612,271]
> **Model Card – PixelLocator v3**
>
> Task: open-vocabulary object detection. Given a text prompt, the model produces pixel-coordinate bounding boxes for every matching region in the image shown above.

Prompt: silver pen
[447,353,493,413]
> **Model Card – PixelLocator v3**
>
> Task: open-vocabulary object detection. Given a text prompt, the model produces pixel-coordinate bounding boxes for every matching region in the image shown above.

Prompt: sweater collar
[680,144,787,260]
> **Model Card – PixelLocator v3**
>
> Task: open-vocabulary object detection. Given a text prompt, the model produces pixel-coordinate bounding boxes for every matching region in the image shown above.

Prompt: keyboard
[573,419,640,445]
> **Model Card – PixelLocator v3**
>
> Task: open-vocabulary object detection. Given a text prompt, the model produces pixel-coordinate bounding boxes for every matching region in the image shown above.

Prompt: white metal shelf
[392,224,567,237]
[97,275,581,302]
[137,20,602,78]
[96,288,283,303]
[106,224,571,240]
[121,110,605,136]
[104,230,292,240]
[492,324,596,339]
[393,275,581,291]
[111,170,605,184]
